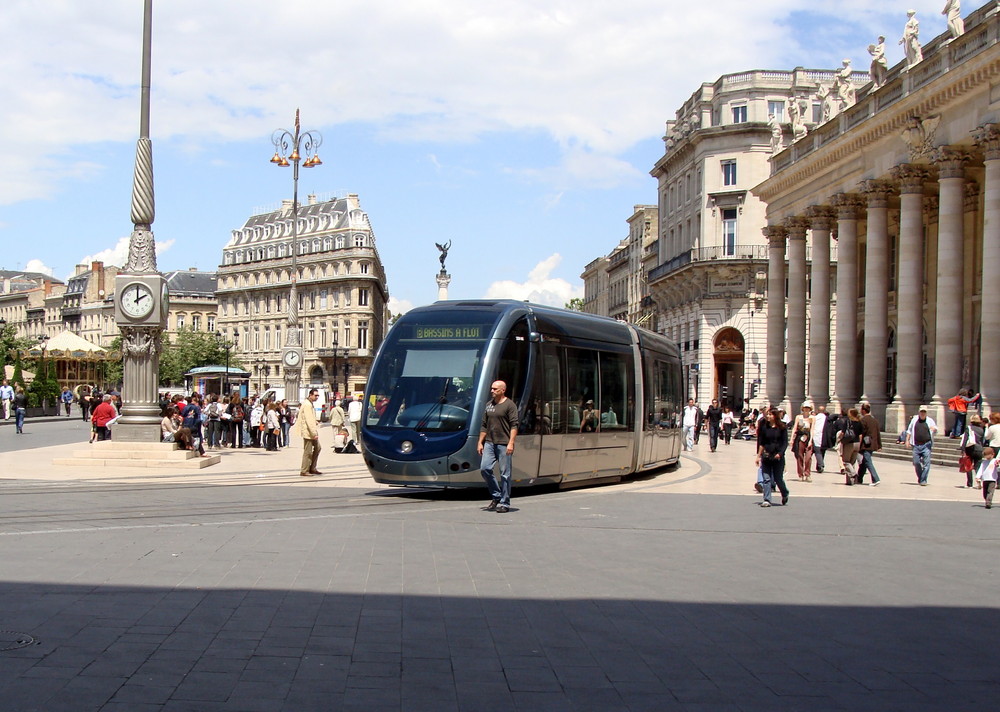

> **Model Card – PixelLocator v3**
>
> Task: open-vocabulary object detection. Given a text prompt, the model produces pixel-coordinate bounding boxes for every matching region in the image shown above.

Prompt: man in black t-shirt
[704,399,723,452]
[478,380,519,513]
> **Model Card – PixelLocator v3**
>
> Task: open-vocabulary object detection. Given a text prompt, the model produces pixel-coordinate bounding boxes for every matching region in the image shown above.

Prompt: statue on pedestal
[942,0,964,39]
[900,10,923,68]
[435,239,452,273]
[868,36,888,90]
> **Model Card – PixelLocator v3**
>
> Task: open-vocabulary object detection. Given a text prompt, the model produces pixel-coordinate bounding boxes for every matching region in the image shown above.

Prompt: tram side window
[497,318,530,407]
[654,358,680,429]
[599,352,631,430]
[541,345,564,434]
[566,348,598,432]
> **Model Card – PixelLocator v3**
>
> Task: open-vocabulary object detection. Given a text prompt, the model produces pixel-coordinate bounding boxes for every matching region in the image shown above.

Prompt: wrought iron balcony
[648,244,768,283]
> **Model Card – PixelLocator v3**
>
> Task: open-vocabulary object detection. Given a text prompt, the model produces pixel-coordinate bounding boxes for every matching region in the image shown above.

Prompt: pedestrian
[985,411,1000,454]
[12,385,27,433]
[347,394,364,444]
[978,447,998,509]
[249,397,264,448]
[329,398,345,431]
[856,402,883,486]
[839,409,864,486]
[225,393,244,449]
[203,394,223,449]
[811,405,828,472]
[705,398,723,452]
[0,378,13,420]
[91,394,117,441]
[905,405,938,486]
[278,399,292,447]
[754,407,789,507]
[60,387,73,416]
[298,389,322,476]
[478,380,519,513]
[682,398,699,451]
[79,386,93,421]
[264,402,281,451]
[161,405,179,442]
[721,405,735,445]
[694,402,705,443]
[181,393,208,457]
[949,388,981,438]
[791,402,815,481]
[960,414,986,488]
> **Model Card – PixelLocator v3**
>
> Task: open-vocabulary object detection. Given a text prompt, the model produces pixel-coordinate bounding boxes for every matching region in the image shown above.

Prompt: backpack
[841,421,858,444]
[232,404,245,421]
[206,402,221,420]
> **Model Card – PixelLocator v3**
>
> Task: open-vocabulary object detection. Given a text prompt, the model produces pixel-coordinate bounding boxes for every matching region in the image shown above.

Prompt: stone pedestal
[436,271,451,301]
[884,399,909,435]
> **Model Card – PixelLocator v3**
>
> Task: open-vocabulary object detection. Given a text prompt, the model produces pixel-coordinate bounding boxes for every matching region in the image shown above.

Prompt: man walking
[856,402,882,485]
[812,405,829,473]
[298,389,322,476]
[682,398,699,451]
[478,380,518,513]
[0,379,13,420]
[905,405,938,486]
[705,398,723,452]
[347,395,364,444]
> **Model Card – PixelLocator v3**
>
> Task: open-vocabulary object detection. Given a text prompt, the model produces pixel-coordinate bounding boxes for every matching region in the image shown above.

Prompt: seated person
[174,426,193,450]
[161,405,179,442]
[333,427,350,453]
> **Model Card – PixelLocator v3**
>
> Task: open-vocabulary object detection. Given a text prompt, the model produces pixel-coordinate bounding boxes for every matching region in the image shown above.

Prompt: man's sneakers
[496,505,510,513]
[484,500,498,511]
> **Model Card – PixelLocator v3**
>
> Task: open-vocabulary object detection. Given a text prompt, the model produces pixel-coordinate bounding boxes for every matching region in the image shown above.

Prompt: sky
[0,0,957,316]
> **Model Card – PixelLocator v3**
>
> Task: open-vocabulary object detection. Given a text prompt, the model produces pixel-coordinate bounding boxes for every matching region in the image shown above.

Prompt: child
[977,447,998,509]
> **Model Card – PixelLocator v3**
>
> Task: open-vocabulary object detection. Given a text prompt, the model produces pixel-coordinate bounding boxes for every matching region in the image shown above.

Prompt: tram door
[497,320,542,482]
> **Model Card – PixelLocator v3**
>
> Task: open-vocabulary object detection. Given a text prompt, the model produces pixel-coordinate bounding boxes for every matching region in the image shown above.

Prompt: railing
[648,244,769,283]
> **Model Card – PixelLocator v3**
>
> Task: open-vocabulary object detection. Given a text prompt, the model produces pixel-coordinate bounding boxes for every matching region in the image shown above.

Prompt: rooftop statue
[943,0,965,39]
[900,10,923,68]
[868,36,888,90]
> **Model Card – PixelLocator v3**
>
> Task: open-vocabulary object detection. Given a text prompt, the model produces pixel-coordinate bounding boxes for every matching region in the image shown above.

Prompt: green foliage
[159,327,243,387]
[564,297,585,312]
[105,336,124,386]
[0,323,36,367]
[26,357,60,409]
[11,351,25,389]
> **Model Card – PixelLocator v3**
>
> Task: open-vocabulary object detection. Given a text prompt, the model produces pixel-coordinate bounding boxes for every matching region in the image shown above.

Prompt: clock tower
[113,0,169,442]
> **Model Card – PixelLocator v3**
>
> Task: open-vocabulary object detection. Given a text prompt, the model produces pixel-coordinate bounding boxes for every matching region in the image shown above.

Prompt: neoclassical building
[754,1,1000,432]
[214,194,389,396]
[646,67,865,410]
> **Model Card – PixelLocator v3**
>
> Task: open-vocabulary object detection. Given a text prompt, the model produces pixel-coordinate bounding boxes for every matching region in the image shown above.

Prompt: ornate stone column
[830,194,863,412]
[436,271,451,300]
[764,225,787,408]
[859,179,894,422]
[805,206,835,408]
[784,216,809,413]
[975,124,1000,412]
[885,164,929,432]
[929,147,969,430]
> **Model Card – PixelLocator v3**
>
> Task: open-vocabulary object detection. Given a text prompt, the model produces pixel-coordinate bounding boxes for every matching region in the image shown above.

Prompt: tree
[564,297,585,312]
[0,322,36,367]
[11,351,25,388]
[159,328,243,387]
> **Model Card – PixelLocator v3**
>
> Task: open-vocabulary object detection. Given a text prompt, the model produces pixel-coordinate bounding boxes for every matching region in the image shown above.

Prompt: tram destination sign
[414,325,483,339]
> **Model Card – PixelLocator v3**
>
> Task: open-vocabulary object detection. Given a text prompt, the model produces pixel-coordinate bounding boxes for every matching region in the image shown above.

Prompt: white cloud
[24,259,54,276]
[0,0,944,204]
[387,296,415,317]
[482,254,583,307]
[71,236,175,278]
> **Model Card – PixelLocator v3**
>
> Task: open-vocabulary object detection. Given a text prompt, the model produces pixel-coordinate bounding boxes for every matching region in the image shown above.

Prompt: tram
[361,300,684,489]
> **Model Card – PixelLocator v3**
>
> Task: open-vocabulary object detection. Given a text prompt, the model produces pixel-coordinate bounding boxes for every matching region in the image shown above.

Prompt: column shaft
[785,218,808,412]
[976,125,1000,410]
[860,180,893,421]
[807,208,834,407]
[832,195,862,410]
[891,165,927,414]
[765,226,787,407]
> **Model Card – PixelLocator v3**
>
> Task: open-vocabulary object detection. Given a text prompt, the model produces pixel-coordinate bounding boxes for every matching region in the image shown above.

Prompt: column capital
[762,224,787,244]
[783,216,809,239]
[831,192,865,219]
[805,205,836,230]
[964,180,981,211]
[931,146,972,178]
[973,123,1000,161]
[889,163,931,194]
[922,195,939,222]
[859,179,896,207]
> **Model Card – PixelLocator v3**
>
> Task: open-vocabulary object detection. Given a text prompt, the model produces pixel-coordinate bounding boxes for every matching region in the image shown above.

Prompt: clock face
[160,282,170,319]
[120,282,155,319]
[283,350,301,367]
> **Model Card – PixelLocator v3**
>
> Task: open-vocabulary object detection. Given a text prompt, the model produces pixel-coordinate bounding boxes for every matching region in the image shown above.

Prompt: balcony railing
[648,244,769,283]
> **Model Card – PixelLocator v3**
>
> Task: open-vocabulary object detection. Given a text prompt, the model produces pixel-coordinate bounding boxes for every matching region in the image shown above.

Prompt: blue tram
[361,300,684,488]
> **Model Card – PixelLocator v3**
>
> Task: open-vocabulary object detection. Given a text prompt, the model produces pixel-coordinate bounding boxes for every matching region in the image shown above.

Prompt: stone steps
[53,441,220,469]
[872,433,966,468]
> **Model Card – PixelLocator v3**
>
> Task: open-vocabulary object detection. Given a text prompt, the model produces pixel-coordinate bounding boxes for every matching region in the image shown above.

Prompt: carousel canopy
[45,331,106,354]
[4,364,35,383]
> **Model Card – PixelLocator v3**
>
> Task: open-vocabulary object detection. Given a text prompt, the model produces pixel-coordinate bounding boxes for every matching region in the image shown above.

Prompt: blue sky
[0,0,955,314]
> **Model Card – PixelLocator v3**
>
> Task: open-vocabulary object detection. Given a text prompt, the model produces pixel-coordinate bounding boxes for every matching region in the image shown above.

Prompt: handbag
[220,412,232,421]
[959,454,974,473]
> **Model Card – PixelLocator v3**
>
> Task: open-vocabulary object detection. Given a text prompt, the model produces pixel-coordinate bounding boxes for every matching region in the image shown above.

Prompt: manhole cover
[0,631,35,651]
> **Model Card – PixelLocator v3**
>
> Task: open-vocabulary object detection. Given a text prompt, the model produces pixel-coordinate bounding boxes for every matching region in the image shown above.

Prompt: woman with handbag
[755,408,790,507]
[960,414,986,488]
[839,409,864,486]
[791,402,815,482]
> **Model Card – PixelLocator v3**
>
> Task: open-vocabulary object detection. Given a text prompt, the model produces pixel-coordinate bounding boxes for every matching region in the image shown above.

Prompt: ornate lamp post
[216,329,237,396]
[37,334,49,415]
[270,109,322,411]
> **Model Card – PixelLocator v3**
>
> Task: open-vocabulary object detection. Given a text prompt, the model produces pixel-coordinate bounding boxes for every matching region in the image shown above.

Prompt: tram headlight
[400,440,414,454]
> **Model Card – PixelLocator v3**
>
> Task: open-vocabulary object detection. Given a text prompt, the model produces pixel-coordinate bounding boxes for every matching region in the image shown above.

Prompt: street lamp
[37,334,49,415]
[271,109,321,410]
[216,329,237,396]
[254,357,267,394]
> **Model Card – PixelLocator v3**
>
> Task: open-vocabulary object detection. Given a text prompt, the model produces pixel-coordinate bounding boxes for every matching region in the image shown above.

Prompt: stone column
[859,179,894,423]
[436,271,451,300]
[974,124,1000,412]
[830,194,864,412]
[805,206,835,408]
[784,217,809,413]
[928,147,969,430]
[764,225,787,408]
[885,164,929,432]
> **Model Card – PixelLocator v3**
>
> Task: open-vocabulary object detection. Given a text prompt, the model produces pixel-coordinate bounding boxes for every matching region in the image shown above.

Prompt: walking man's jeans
[683,426,695,451]
[708,423,720,450]
[912,442,933,483]
[952,412,967,438]
[15,406,25,432]
[857,449,881,484]
[814,446,826,472]
[480,441,512,506]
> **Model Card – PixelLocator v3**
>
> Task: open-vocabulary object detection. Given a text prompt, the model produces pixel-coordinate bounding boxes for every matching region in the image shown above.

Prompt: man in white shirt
[0,379,13,420]
[811,405,828,473]
[347,395,364,444]
[682,398,699,452]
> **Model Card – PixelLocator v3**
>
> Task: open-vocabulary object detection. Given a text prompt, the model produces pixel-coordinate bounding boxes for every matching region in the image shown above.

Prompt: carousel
[20,331,118,395]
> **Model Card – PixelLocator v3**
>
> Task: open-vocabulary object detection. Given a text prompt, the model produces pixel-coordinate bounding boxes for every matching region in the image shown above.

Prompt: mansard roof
[164,269,217,297]
[226,195,374,249]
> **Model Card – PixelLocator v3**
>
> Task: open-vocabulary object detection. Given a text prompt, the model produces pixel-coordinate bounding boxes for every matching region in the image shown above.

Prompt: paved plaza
[1,419,998,711]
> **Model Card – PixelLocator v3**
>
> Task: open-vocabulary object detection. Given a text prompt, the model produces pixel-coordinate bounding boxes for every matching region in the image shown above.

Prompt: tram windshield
[365,311,499,432]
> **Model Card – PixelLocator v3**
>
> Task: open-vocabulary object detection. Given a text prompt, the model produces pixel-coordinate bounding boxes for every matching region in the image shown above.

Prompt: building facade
[214,194,389,397]
[646,67,865,411]
[754,1,999,432]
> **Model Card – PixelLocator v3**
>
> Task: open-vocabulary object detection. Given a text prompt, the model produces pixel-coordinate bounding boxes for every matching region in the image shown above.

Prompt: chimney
[97,267,105,300]
[74,264,87,276]
[307,194,317,205]
[91,260,102,273]
[43,280,52,296]
[281,199,293,214]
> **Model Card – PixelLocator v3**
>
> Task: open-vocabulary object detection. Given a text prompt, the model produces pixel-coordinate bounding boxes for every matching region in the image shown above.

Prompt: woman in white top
[721,406,736,445]
[161,405,179,442]
[791,403,815,482]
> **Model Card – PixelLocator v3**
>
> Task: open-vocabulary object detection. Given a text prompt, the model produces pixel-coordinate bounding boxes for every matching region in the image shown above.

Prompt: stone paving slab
[1,431,998,710]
